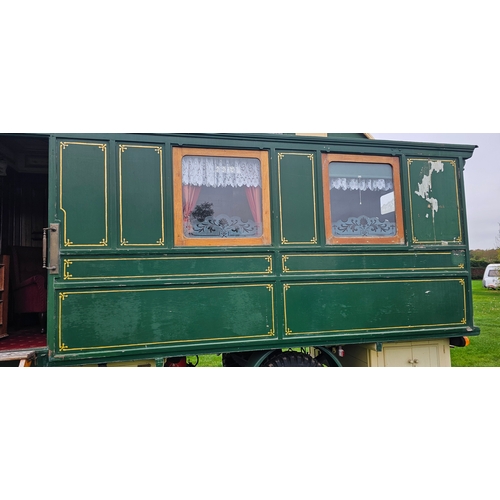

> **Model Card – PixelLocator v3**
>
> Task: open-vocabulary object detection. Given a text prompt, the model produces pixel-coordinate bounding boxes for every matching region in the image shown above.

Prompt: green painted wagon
[0,133,478,366]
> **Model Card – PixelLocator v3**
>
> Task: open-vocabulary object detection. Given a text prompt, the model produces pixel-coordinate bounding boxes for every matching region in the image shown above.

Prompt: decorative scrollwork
[333,216,396,237]
[186,214,261,238]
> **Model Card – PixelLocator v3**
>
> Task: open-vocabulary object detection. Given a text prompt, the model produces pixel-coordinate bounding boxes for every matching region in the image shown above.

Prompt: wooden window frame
[173,147,271,247]
[322,153,405,245]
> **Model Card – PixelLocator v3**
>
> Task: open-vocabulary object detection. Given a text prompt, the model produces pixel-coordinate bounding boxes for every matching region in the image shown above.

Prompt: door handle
[43,224,60,274]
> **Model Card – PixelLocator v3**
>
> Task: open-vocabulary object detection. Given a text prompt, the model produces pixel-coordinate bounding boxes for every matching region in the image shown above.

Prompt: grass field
[450,280,500,367]
[192,280,499,367]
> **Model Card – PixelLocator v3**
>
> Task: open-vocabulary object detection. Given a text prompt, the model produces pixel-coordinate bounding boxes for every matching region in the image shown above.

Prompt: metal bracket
[314,346,343,367]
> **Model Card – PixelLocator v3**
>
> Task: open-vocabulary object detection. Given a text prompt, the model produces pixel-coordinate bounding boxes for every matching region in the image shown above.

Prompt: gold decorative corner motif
[64,239,74,247]
[60,343,69,350]
[413,237,419,243]
[278,153,285,160]
[155,147,162,154]
[461,318,466,324]
[311,236,317,243]
[282,255,290,273]
[99,144,106,152]
[459,279,465,286]
[156,238,164,245]
[281,237,288,244]
[458,263,465,269]
[266,284,273,292]
[61,142,68,150]
[121,238,129,246]
[59,292,69,300]
[265,256,273,273]
[64,260,73,280]
[285,328,293,335]
[284,284,290,291]
[119,145,127,153]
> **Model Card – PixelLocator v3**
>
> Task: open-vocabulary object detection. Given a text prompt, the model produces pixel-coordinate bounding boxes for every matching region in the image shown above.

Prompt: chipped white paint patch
[414,160,445,241]
[414,160,444,215]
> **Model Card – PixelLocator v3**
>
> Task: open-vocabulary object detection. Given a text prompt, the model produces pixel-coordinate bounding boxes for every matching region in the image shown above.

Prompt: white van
[483,264,500,289]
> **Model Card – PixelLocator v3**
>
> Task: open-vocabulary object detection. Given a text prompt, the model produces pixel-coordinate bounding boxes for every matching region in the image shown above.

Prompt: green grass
[188,281,500,367]
[187,354,222,367]
[450,280,500,367]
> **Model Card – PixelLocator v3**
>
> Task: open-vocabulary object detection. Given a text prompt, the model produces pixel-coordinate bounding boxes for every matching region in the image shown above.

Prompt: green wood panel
[59,141,108,246]
[61,255,274,280]
[119,144,165,246]
[283,279,467,336]
[56,284,275,353]
[278,152,318,245]
[408,158,462,244]
[282,251,466,274]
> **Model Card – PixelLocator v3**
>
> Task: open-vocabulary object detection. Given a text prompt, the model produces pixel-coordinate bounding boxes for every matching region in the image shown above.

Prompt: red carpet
[0,328,47,351]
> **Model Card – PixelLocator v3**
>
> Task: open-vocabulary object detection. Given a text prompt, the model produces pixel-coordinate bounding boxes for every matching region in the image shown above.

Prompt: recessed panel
[57,284,275,353]
[408,158,462,245]
[283,279,466,336]
[59,142,108,247]
[278,152,318,245]
[119,144,164,246]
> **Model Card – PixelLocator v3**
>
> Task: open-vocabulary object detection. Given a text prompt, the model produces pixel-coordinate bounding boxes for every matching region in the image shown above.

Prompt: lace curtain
[181,156,263,233]
[182,156,262,187]
[330,177,394,191]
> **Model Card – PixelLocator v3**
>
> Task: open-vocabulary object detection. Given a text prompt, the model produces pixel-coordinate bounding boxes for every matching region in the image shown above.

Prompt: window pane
[329,161,396,238]
[182,156,262,238]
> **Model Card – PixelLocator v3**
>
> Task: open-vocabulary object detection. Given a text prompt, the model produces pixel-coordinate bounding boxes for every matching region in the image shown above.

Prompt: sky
[372,133,500,250]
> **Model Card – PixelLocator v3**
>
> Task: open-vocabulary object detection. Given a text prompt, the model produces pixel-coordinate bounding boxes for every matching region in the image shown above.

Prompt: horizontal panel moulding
[61,255,274,280]
[281,251,466,274]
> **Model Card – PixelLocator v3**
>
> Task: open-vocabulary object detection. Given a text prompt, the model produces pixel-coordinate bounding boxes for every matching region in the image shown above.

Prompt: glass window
[322,154,404,245]
[173,148,271,247]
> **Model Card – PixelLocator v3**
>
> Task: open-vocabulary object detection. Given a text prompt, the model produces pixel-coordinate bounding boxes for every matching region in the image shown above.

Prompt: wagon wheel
[261,351,322,367]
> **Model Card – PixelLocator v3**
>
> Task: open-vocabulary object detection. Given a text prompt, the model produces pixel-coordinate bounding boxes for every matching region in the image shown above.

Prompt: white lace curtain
[330,177,394,191]
[182,156,262,188]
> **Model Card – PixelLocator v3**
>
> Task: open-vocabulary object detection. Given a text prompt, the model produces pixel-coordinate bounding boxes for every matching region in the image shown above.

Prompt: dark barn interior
[0,134,49,351]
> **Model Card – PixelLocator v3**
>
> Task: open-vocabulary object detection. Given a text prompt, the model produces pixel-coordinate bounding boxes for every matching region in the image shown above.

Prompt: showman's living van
[0,133,479,367]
